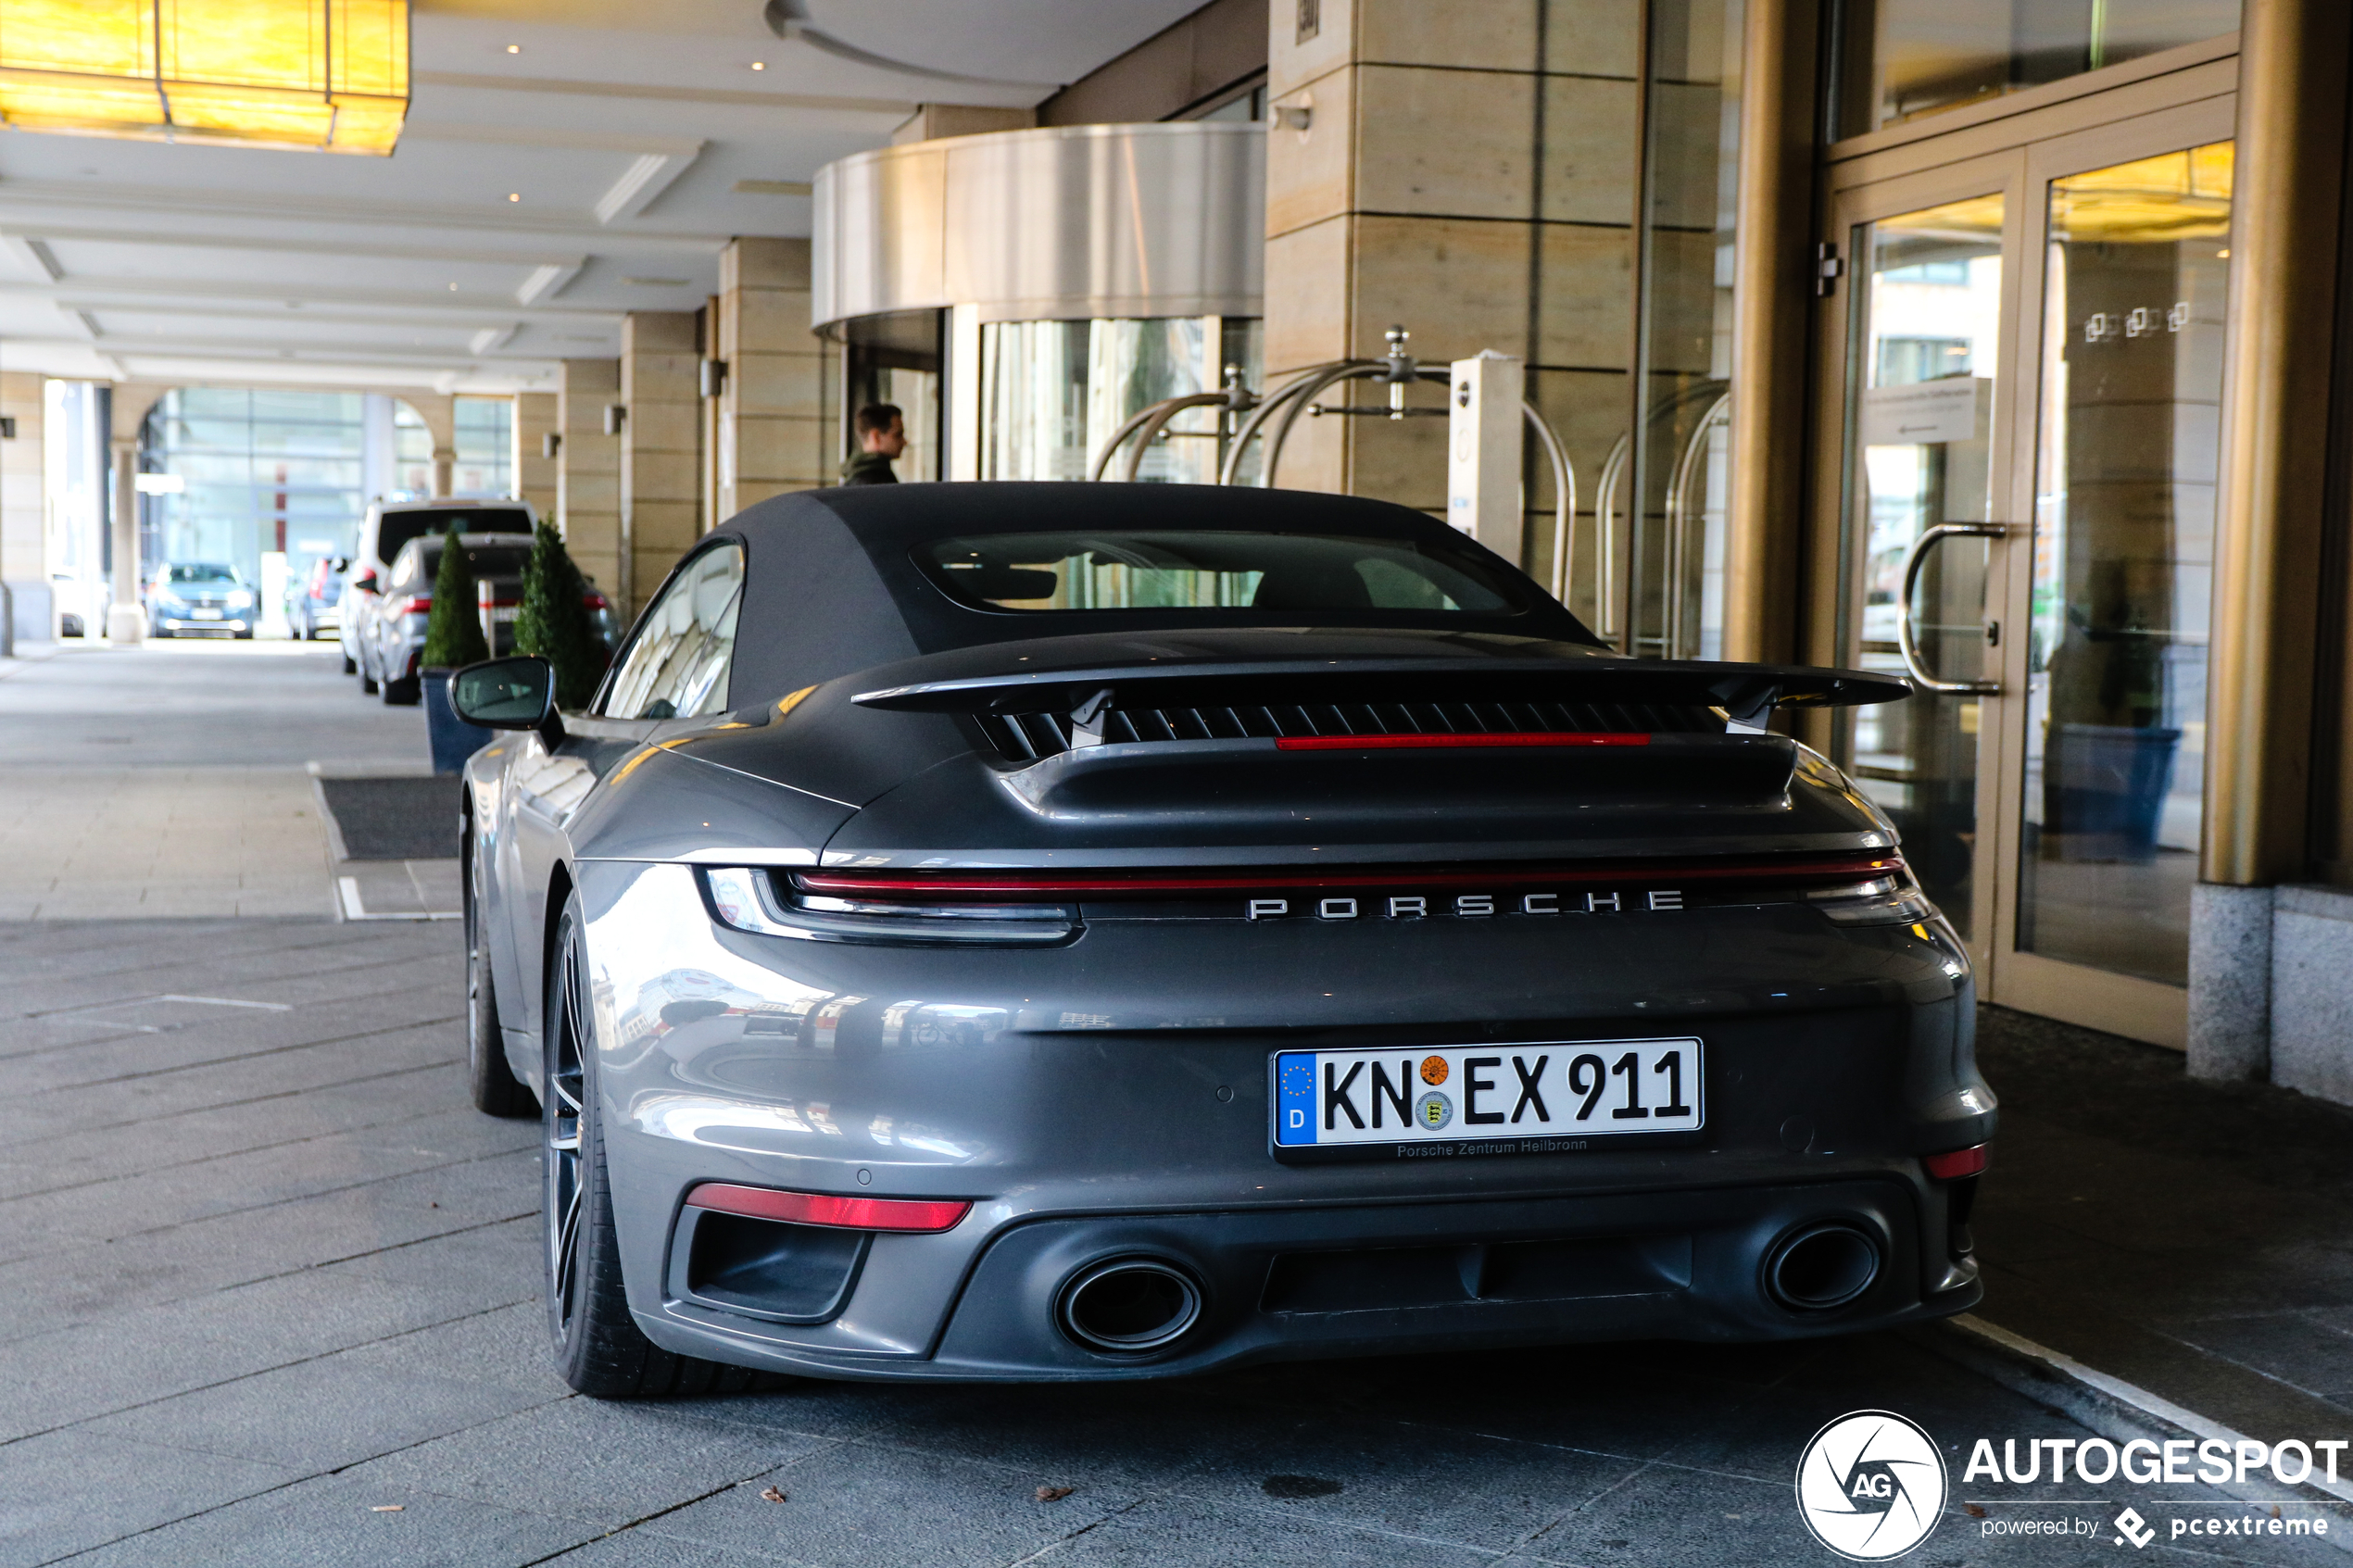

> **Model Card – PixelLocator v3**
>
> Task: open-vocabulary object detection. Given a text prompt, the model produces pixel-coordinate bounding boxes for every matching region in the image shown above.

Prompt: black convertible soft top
[710,483,1602,707]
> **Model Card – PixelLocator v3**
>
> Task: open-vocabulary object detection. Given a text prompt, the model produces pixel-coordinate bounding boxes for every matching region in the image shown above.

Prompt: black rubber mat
[317,774,463,861]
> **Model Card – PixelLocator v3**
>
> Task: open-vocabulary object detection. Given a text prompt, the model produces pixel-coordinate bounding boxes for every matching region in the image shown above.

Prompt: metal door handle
[1895,523,2005,694]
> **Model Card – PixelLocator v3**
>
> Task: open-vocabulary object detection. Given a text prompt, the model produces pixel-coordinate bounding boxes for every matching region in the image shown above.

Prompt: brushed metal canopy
[812,120,1265,329]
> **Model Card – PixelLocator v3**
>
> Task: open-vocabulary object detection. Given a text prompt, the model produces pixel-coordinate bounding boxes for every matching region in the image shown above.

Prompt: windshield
[164,564,242,585]
[377,508,529,565]
[917,532,1527,615]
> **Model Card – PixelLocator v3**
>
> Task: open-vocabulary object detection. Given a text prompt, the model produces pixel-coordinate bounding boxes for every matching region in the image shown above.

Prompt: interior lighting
[507,192,519,201]
[505,43,519,53]
[749,60,764,69]
[0,0,411,155]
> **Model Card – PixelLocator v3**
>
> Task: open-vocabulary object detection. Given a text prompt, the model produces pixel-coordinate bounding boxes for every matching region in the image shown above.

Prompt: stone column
[405,393,459,498]
[0,371,44,647]
[1721,0,1818,666]
[717,237,829,520]
[1263,1,1639,594]
[557,360,623,609]
[619,311,702,612]
[107,437,142,645]
[512,392,559,521]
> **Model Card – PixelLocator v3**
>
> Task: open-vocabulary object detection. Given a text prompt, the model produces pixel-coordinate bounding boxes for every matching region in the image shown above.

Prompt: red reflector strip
[796,855,1903,897]
[684,1183,971,1233]
[1274,732,1651,751]
[1922,1145,1989,1180]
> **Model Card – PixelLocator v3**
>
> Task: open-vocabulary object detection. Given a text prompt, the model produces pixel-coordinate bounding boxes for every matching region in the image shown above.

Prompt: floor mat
[317,774,462,860]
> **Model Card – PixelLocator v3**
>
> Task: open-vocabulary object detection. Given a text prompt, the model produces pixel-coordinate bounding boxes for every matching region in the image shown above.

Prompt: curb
[1917,1313,2353,1542]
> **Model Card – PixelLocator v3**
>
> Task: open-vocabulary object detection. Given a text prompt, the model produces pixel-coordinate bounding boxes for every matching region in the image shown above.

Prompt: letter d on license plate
[1272,1039,1703,1158]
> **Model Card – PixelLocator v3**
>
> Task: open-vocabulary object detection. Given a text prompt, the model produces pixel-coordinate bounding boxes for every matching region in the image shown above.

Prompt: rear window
[917,532,1527,615]
[377,508,530,564]
[394,543,534,593]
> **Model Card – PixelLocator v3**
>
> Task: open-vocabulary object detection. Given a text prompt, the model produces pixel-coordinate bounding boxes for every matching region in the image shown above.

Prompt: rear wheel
[342,652,357,673]
[545,896,770,1399]
[383,670,421,705]
[466,861,531,1118]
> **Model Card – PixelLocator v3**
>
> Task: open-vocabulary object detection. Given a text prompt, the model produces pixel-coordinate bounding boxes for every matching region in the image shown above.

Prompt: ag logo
[1794,1410,1947,1561]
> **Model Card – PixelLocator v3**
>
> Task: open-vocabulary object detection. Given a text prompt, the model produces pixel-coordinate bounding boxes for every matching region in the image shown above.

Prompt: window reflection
[1835,0,2240,137]
[1846,194,2005,941]
[2017,143,2231,986]
[978,317,1260,484]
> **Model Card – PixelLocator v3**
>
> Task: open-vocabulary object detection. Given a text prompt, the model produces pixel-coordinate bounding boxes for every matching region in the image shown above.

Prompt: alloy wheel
[544,933,590,1339]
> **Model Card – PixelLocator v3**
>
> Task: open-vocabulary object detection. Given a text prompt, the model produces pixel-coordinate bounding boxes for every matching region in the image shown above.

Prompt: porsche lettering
[1245,890,1683,920]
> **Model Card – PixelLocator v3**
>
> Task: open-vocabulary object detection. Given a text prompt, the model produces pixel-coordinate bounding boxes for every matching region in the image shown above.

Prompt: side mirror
[451,656,560,741]
[351,569,377,593]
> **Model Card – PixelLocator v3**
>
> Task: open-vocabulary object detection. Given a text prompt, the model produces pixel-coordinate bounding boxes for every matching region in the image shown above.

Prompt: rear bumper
[639,1175,1978,1383]
[573,860,1994,1382]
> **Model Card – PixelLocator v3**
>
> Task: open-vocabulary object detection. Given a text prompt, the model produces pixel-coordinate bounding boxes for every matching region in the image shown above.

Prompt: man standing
[840,403,906,485]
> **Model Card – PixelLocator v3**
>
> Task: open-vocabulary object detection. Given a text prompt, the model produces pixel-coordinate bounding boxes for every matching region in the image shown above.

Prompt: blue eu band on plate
[1275,1040,1705,1153]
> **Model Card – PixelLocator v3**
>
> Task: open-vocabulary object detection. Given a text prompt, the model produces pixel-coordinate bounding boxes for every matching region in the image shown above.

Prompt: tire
[343,652,357,673]
[360,671,379,694]
[544,895,771,1399]
[383,673,421,706]
[466,859,532,1118]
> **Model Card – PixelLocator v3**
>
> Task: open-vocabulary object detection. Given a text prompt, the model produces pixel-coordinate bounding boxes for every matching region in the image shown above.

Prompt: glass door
[1821,99,2233,1047]
[1992,108,2234,1047]
[1828,156,2026,959]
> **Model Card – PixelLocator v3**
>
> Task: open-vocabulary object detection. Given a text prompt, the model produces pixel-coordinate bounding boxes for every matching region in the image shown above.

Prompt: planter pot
[423,668,496,775]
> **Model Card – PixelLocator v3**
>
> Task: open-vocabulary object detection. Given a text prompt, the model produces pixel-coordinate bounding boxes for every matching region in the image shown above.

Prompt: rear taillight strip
[796,855,1903,897]
[685,1183,971,1233]
[1274,732,1650,751]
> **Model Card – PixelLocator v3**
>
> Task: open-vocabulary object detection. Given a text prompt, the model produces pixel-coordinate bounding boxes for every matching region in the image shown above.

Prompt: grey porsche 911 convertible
[450,482,1994,1399]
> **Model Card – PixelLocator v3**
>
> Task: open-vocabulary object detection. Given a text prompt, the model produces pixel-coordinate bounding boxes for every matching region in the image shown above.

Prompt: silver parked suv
[341,498,535,692]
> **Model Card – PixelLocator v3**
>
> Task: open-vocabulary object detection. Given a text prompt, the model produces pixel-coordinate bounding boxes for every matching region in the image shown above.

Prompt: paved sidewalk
[1969,1006,2353,1445]
[0,645,423,919]
[3,919,2346,1568]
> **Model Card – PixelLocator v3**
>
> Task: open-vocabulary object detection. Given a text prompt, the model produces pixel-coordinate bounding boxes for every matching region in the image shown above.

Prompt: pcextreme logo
[1795,1411,1950,1561]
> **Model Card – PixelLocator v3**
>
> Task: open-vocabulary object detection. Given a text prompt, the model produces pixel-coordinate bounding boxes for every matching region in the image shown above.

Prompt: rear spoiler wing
[853,657,1909,729]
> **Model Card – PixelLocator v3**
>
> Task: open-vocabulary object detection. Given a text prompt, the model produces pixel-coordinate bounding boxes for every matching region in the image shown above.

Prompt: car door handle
[1895,523,2006,696]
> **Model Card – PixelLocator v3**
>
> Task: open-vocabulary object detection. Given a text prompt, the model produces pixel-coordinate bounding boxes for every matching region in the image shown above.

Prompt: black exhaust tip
[1765,1223,1881,1311]
[1057,1259,1202,1352]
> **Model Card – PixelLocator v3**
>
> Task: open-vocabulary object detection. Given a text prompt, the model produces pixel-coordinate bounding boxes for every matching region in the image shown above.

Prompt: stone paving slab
[4,918,2350,1568]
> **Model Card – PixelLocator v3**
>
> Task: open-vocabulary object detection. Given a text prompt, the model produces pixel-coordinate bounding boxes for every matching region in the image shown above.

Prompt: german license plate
[1272,1039,1703,1160]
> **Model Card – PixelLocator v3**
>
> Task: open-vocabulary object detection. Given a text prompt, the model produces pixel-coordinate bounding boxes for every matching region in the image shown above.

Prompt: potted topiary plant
[512,520,609,711]
[421,522,494,774]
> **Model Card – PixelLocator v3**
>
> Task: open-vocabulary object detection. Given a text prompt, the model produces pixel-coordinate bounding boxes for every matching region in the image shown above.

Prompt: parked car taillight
[390,595,430,618]
[699,867,1075,947]
[1804,859,1934,925]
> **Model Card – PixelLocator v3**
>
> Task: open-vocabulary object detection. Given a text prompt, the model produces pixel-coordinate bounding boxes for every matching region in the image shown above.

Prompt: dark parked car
[363,533,535,705]
[361,533,619,704]
[451,483,1990,1399]
[147,562,257,638]
[342,498,536,687]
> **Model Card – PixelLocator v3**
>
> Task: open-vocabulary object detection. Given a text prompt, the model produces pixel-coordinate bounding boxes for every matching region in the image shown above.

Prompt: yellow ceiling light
[0,0,410,156]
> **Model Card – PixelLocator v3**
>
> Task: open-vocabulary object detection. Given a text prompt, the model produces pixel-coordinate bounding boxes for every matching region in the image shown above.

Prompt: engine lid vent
[976,698,1721,763]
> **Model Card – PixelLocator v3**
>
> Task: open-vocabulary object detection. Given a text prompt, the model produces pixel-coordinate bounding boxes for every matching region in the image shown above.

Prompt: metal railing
[1092,327,1579,604]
